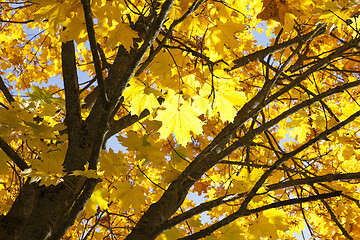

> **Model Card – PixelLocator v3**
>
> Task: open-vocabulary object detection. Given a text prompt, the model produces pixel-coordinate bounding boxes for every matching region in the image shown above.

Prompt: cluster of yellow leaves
[258,0,360,34]
[228,168,265,194]
[156,98,204,146]
[2,0,360,239]
[213,209,289,240]
[123,78,161,116]
[32,0,139,48]
[0,98,66,186]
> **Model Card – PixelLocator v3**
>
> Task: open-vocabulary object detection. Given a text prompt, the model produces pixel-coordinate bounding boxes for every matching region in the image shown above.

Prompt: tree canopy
[1,0,360,239]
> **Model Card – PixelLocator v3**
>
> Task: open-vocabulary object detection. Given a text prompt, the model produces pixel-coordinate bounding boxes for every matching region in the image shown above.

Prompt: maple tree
[2,0,360,239]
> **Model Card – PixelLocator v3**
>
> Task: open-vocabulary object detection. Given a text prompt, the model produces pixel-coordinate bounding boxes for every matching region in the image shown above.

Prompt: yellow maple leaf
[283,12,297,33]
[118,131,164,166]
[155,100,204,146]
[21,159,64,187]
[32,0,76,34]
[98,149,127,178]
[197,84,247,122]
[161,164,182,184]
[286,109,311,143]
[104,22,139,51]
[59,15,87,43]
[70,162,103,179]
[0,150,10,175]
[229,168,264,194]
[207,20,245,54]
[341,101,360,120]
[110,181,145,214]
[158,227,184,240]
[86,187,109,216]
[289,123,310,144]
[20,143,67,186]
[247,209,289,239]
[311,113,326,132]
[123,78,161,116]
[219,219,247,240]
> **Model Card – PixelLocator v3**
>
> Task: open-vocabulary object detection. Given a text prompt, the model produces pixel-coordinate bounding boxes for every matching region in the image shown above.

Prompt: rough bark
[1,2,360,239]
[0,0,176,239]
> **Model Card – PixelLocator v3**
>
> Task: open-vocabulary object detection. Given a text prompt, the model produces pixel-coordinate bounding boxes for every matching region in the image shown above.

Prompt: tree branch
[0,136,29,170]
[61,40,83,171]
[178,191,342,240]
[173,39,304,187]
[61,40,81,131]
[0,18,33,24]
[128,34,360,239]
[80,0,107,102]
[267,172,360,190]
[267,35,360,104]
[260,59,341,122]
[104,109,150,142]
[135,0,204,76]
[229,24,326,71]
[208,78,360,174]
[161,193,245,231]
[109,0,176,108]
[105,97,164,141]
[234,109,360,221]
[172,110,360,237]
[0,76,14,103]
[48,178,100,240]
[312,186,353,240]
[161,171,360,230]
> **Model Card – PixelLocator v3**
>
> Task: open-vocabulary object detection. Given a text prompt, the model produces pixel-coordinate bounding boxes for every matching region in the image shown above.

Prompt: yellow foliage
[229,168,264,194]
[247,209,289,239]
[123,77,161,116]
[2,0,360,239]
[110,181,146,214]
[155,100,204,146]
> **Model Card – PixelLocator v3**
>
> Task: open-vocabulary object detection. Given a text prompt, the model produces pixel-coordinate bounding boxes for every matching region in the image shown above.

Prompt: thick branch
[109,0,175,108]
[178,191,341,240]
[185,69,360,185]
[105,97,164,141]
[247,191,341,215]
[61,40,83,171]
[173,40,304,186]
[267,35,360,104]
[0,136,29,170]
[105,109,150,142]
[0,76,14,103]
[48,178,99,240]
[229,24,326,71]
[61,41,81,132]
[260,59,341,122]
[162,171,360,230]
[171,110,360,238]
[267,172,360,190]
[161,193,245,231]
[211,78,360,166]
[128,35,360,239]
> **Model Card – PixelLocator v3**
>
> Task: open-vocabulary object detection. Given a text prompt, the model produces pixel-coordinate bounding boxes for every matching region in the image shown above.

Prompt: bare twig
[80,0,107,102]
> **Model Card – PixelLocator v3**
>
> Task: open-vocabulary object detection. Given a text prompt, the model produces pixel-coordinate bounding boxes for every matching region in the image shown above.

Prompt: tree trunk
[0,174,97,240]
